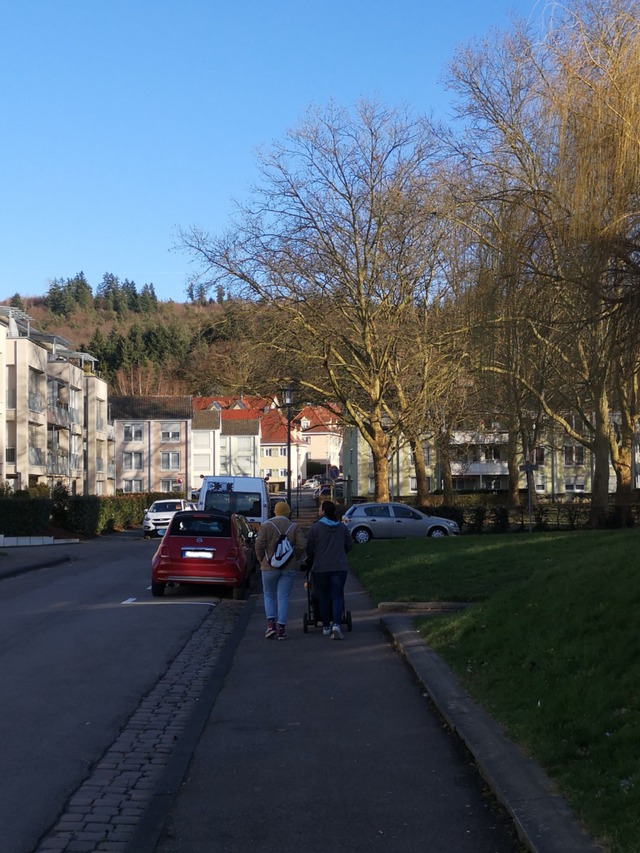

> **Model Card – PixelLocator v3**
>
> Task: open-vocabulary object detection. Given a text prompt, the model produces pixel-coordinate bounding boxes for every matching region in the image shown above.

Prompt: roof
[294,404,342,432]
[259,408,290,444]
[192,409,221,430]
[192,394,276,412]
[221,409,260,436]
[109,396,193,420]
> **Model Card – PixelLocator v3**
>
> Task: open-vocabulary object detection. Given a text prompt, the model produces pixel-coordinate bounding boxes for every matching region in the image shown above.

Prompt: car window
[364,505,391,518]
[204,490,261,517]
[152,501,183,513]
[170,516,231,536]
[392,505,421,520]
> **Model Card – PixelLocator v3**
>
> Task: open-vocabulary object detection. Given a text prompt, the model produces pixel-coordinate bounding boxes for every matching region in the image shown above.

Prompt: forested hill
[3,272,274,397]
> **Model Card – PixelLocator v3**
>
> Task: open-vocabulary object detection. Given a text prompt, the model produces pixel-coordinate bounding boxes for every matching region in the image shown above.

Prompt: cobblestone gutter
[34,599,247,853]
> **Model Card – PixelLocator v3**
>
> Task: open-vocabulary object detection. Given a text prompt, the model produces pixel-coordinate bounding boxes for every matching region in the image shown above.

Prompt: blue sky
[1,0,543,303]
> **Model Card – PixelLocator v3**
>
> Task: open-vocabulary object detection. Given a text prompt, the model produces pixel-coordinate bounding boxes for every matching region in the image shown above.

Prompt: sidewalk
[134,572,598,853]
[0,539,80,580]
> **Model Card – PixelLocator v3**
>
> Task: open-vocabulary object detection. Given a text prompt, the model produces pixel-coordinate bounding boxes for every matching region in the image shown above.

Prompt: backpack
[269,521,295,568]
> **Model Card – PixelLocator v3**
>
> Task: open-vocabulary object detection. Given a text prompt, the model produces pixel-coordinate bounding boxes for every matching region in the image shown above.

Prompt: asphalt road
[0,532,219,853]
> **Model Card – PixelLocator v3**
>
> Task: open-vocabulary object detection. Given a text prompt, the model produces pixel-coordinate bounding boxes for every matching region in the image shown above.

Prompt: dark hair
[321,500,337,520]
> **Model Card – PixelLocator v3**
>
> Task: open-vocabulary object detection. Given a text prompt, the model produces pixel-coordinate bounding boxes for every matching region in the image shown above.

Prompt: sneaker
[277,624,288,640]
[322,626,332,636]
[265,620,277,639]
[330,624,344,641]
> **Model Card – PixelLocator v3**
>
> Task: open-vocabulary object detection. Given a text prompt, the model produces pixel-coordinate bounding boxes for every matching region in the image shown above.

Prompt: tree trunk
[507,428,521,507]
[590,403,612,528]
[409,436,431,506]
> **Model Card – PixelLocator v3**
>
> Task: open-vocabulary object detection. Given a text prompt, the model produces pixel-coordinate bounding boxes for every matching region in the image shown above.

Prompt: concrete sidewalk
[133,572,598,853]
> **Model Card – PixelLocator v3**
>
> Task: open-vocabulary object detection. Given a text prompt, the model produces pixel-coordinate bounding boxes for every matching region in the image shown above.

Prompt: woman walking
[306,500,353,640]
[255,501,306,640]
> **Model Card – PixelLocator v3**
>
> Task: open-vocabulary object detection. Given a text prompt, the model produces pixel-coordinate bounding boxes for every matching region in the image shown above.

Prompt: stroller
[302,565,352,634]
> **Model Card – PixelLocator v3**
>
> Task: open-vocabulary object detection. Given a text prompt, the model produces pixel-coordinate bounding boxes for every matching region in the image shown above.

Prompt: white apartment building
[0,307,114,495]
[341,421,625,500]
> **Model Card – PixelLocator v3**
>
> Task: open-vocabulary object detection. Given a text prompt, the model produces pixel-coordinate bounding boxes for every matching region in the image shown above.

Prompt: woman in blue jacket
[306,500,353,640]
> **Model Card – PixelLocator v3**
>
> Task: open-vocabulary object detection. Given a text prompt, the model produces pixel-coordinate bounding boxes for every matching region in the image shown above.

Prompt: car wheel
[428,527,447,537]
[151,582,165,597]
[353,527,371,544]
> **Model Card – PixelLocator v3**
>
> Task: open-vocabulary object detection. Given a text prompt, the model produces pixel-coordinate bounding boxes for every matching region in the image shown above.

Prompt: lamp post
[282,384,294,510]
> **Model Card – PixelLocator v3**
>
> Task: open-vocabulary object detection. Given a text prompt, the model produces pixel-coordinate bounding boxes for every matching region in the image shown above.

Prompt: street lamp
[282,384,294,511]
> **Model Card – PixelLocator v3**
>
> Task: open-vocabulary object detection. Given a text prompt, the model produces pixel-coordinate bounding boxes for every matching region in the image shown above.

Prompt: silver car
[342,502,460,543]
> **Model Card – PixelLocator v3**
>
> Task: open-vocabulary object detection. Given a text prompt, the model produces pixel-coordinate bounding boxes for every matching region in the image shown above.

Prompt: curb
[381,615,601,853]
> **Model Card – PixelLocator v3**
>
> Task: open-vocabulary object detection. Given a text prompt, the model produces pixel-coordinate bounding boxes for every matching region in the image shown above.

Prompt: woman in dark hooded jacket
[306,500,353,640]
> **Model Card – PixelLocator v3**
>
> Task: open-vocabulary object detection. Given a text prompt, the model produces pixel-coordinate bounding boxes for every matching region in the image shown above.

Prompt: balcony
[450,461,509,477]
[28,393,45,414]
[47,452,69,475]
[47,400,71,428]
[29,447,46,466]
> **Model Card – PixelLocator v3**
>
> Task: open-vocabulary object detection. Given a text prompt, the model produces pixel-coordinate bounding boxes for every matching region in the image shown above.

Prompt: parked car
[151,509,256,599]
[341,502,460,543]
[142,499,194,539]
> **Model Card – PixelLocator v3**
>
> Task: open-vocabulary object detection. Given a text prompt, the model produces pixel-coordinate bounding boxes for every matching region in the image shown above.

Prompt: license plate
[182,549,214,559]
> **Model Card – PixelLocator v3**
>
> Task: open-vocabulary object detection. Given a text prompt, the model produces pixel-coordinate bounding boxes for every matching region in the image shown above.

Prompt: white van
[196,476,270,529]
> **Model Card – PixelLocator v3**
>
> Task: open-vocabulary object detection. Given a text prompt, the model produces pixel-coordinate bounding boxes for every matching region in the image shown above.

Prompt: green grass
[348,530,640,853]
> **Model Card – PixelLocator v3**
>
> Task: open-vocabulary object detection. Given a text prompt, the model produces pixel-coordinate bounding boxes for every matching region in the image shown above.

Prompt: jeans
[261,568,297,625]
[312,570,347,626]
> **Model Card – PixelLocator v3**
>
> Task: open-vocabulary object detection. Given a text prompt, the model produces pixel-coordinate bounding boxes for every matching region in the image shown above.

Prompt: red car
[151,510,256,599]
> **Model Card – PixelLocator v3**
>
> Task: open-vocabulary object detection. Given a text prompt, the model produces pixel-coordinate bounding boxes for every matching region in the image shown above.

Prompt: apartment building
[341,420,623,500]
[109,396,193,494]
[0,307,114,495]
[293,404,343,479]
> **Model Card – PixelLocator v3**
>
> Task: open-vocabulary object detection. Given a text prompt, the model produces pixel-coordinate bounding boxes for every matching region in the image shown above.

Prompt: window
[279,468,288,477]
[161,422,180,442]
[564,445,585,465]
[264,448,273,457]
[279,447,287,456]
[364,505,391,518]
[124,423,143,442]
[161,479,183,492]
[123,479,143,493]
[484,445,501,461]
[393,505,421,520]
[534,447,546,464]
[161,451,180,470]
[263,468,273,478]
[123,451,143,470]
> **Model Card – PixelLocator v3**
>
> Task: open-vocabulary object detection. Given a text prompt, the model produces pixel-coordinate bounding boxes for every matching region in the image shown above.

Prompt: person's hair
[321,500,337,520]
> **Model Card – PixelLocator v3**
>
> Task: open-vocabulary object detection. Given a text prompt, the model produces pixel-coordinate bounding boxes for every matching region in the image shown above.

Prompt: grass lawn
[348,529,640,853]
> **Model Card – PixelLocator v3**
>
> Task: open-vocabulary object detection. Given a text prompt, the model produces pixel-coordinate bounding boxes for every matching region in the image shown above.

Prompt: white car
[143,499,194,538]
[342,502,460,543]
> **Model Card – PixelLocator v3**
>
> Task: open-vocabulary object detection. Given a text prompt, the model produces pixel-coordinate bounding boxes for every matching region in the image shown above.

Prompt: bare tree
[180,101,451,501]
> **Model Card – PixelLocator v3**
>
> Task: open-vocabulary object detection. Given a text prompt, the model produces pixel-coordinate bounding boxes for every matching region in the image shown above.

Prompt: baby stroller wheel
[345,610,353,632]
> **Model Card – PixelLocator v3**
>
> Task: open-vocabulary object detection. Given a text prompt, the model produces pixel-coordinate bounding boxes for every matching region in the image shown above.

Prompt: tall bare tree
[180,101,451,501]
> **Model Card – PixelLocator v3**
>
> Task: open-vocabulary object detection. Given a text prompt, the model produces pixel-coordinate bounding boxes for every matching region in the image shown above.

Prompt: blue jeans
[261,568,297,625]
[312,570,347,626]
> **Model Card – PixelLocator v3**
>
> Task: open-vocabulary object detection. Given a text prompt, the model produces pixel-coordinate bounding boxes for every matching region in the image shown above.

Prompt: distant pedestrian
[306,500,353,640]
[255,501,306,640]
